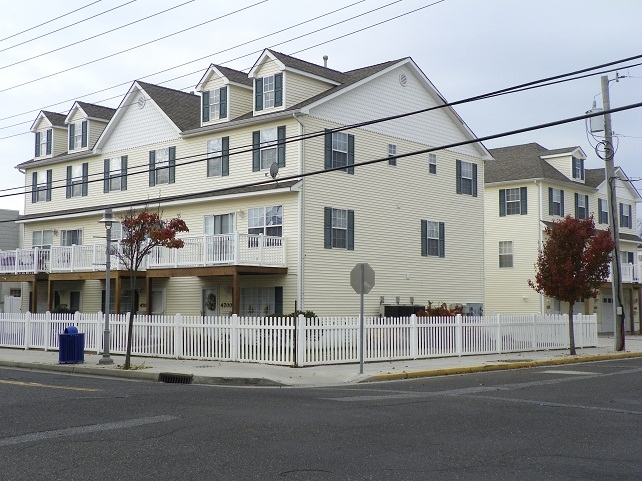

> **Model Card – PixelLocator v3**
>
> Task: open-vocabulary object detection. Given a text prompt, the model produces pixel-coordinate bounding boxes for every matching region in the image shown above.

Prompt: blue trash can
[59,326,85,364]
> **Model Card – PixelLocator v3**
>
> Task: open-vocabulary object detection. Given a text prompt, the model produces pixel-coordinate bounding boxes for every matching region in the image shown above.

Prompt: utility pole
[601,75,625,351]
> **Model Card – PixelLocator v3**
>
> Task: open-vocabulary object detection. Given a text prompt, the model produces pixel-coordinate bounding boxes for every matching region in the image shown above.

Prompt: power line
[0,0,379,122]
[0,0,269,93]
[0,0,195,70]
[6,100,642,208]
[0,0,138,54]
[0,1,103,43]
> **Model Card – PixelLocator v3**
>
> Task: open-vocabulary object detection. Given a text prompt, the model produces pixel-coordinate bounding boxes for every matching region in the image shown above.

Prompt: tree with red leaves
[528,215,615,355]
[116,207,189,369]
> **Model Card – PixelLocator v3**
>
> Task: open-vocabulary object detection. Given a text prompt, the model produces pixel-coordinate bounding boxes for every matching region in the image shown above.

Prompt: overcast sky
[1,0,640,214]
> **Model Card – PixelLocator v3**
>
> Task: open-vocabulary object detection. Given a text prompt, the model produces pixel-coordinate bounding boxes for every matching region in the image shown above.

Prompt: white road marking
[538,370,598,375]
[0,415,177,447]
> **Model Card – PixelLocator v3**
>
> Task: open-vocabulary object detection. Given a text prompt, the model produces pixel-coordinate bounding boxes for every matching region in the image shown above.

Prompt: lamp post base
[98,356,114,365]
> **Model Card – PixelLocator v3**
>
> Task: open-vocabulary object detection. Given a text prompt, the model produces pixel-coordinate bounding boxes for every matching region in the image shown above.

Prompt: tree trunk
[568,301,576,355]
[124,272,136,369]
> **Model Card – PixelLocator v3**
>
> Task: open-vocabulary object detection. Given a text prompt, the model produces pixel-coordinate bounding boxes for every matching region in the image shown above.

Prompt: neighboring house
[0,209,21,313]
[3,49,490,317]
[484,143,642,333]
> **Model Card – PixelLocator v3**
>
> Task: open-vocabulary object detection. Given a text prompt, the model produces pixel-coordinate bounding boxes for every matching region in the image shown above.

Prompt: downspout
[293,113,305,311]
[537,180,544,314]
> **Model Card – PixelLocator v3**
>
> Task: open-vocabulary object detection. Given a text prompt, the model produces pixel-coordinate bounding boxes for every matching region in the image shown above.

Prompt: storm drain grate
[158,372,193,384]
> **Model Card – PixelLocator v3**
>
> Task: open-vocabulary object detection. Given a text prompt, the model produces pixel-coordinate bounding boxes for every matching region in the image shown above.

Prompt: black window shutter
[499,189,506,217]
[252,131,260,171]
[46,129,52,155]
[219,87,227,119]
[81,163,88,196]
[572,157,577,178]
[620,203,624,227]
[66,166,72,198]
[324,207,332,249]
[548,188,553,215]
[81,121,87,147]
[121,156,128,191]
[274,73,283,107]
[221,137,229,176]
[629,205,633,228]
[421,220,427,257]
[584,195,589,219]
[69,124,75,149]
[277,126,286,167]
[520,186,527,215]
[168,146,176,184]
[598,199,603,223]
[255,78,263,111]
[347,134,355,175]
[274,286,283,315]
[31,172,37,203]
[456,160,462,194]
[347,210,355,250]
[35,132,40,157]
[149,151,156,187]
[574,193,579,218]
[438,222,445,258]
[324,130,332,170]
[472,164,478,197]
[46,170,52,201]
[104,159,110,193]
[560,190,565,216]
[202,90,210,122]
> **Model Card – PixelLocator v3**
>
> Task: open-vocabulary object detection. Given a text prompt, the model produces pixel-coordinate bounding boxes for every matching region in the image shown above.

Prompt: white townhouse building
[2,49,490,317]
[484,143,642,333]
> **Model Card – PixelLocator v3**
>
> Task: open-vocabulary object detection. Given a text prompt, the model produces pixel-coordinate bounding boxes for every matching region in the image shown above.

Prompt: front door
[151,289,165,315]
[203,287,218,317]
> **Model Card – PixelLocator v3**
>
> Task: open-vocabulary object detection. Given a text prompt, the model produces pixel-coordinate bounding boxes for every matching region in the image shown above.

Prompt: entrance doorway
[202,287,218,317]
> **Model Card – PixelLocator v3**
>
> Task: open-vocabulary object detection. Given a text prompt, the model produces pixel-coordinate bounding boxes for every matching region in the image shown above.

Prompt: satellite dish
[269,162,279,180]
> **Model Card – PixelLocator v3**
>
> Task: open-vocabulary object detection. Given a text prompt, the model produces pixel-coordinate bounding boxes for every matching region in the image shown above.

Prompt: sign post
[350,263,375,374]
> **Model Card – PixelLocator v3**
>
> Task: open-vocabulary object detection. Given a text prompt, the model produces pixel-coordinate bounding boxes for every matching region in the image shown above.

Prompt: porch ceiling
[145,265,288,278]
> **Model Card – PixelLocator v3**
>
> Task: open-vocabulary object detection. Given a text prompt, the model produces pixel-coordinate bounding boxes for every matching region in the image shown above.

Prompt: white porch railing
[0,312,598,367]
[606,263,641,283]
[0,233,286,274]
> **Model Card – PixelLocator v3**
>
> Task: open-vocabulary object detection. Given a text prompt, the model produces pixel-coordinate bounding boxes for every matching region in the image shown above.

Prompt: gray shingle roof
[41,111,66,127]
[585,168,605,188]
[267,49,346,83]
[213,64,252,86]
[76,101,115,121]
[137,81,201,132]
[486,143,587,186]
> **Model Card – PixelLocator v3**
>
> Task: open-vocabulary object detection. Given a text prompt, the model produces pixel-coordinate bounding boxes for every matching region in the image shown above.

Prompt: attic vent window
[137,96,146,109]
[399,73,407,87]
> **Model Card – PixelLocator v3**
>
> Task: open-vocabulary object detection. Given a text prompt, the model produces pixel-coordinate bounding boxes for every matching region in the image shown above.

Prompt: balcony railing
[0,233,286,274]
[606,263,641,283]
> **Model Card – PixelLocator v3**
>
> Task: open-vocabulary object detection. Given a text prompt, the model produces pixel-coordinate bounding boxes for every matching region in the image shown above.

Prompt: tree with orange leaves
[528,215,615,355]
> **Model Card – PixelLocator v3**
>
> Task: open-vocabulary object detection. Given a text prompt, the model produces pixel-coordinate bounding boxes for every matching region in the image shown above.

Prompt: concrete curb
[365,352,642,382]
[0,360,286,386]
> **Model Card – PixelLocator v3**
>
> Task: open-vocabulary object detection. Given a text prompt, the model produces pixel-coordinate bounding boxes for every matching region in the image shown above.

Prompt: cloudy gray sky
[1,0,640,213]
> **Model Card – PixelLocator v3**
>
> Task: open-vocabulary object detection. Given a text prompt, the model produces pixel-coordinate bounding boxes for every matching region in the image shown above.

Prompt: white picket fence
[0,312,597,366]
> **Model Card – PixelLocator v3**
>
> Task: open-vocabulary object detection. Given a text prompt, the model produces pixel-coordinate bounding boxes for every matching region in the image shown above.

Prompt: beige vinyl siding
[284,71,332,109]
[299,117,485,317]
[483,184,542,314]
[89,120,108,148]
[544,155,575,181]
[228,85,252,120]
[52,126,68,157]
[67,109,86,153]
[253,59,284,115]
[201,76,227,127]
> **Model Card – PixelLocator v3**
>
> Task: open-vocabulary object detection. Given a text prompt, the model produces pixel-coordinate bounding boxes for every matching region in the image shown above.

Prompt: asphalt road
[0,358,640,481]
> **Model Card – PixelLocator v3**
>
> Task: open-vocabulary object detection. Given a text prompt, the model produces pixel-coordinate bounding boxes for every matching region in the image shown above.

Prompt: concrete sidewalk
[0,335,641,387]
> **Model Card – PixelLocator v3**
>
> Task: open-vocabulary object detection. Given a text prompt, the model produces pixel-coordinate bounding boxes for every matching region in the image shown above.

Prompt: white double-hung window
[262,75,275,109]
[259,128,277,170]
[155,148,170,185]
[248,205,282,237]
[207,138,223,177]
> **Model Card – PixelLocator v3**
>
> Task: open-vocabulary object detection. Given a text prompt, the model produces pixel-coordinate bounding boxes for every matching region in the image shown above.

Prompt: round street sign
[350,263,375,294]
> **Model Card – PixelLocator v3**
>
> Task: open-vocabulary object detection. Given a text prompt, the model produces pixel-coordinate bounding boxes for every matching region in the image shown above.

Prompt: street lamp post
[99,208,114,365]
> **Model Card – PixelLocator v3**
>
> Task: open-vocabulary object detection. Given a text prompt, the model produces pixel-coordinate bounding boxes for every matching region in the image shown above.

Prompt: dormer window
[35,129,51,157]
[255,73,282,111]
[202,87,227,122]
[69,121,87,150]
[572,156,584,180]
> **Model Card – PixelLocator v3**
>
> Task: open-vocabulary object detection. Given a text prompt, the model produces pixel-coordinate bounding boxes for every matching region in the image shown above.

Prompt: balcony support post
[232,269,240,315]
